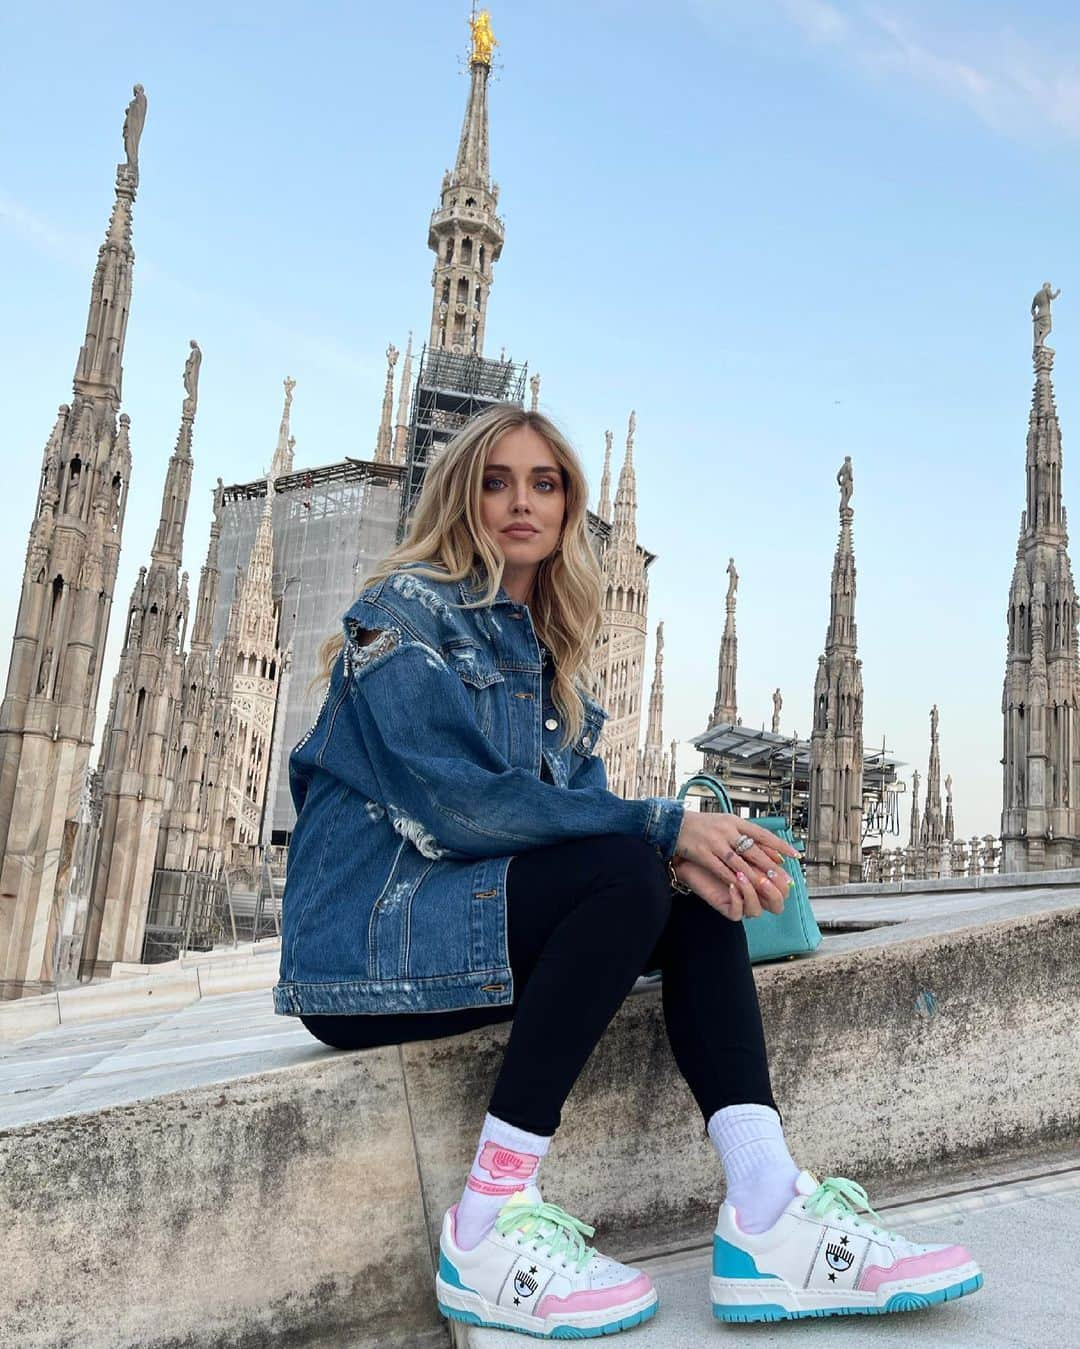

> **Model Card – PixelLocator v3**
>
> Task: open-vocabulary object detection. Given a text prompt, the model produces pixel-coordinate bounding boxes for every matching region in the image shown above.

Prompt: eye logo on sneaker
[826,1240,855,1273]
[477,1142,539,1181]
[513,1268,539,1299]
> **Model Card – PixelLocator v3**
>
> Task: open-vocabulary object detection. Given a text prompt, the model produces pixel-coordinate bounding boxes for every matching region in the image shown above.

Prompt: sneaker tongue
[794,1169,820,1197]
[502,1185,542,1211]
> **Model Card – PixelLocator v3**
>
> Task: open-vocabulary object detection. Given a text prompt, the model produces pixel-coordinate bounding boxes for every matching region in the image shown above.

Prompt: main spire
[427,10,505,354]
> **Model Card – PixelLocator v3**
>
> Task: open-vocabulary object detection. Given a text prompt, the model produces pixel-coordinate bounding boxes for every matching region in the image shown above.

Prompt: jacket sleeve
[335,607,684,862]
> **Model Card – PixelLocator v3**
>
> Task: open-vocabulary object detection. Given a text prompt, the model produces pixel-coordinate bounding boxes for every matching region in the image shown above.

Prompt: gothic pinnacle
[271,377,296,480]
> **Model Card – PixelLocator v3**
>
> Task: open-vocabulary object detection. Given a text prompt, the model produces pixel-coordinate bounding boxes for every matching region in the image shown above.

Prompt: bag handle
[676,772,735,815]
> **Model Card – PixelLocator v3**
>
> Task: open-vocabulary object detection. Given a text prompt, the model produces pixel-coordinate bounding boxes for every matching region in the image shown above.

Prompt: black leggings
[301,834,777,1136]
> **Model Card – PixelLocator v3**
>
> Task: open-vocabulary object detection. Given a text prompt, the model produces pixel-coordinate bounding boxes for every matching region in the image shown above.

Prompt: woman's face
[479,424,567,598]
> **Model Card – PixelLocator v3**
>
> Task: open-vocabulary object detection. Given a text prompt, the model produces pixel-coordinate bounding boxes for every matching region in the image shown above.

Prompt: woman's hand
[672,812,800,921]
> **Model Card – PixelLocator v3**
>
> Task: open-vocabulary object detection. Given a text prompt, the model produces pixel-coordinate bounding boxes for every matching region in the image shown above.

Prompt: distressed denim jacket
[273,565,685,1017]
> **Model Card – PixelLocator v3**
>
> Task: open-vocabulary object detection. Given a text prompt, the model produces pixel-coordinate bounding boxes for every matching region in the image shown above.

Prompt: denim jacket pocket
[443,637,505,739]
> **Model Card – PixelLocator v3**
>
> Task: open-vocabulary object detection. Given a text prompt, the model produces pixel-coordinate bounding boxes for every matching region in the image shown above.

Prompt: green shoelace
[803,1176,900,1242]
[495,1201,596,1274]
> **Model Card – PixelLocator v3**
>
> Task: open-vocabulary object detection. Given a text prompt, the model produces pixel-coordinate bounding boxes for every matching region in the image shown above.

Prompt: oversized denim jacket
[273,565,685,1017]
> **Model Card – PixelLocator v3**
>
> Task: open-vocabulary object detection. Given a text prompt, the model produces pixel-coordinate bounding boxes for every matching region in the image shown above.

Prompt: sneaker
[437,1191,659,1338]
[711,1170,983,1322]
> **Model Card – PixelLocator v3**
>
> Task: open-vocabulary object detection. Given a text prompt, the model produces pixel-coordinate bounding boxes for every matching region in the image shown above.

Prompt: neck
[500,562,538,606]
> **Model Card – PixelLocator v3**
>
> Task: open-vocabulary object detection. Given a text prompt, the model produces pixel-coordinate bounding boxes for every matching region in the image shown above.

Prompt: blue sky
[5,0,1080,843]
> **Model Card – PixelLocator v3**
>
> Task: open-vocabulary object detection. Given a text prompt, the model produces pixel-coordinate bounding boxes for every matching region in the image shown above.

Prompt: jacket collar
[459,573,524,609]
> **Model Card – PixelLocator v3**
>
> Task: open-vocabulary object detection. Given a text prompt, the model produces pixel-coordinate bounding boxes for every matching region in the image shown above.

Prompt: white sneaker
[437,1191,658,1338]
[711,1170,983,1322]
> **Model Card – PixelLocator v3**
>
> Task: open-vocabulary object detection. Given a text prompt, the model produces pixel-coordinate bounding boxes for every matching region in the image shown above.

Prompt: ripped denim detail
[387,804,446,860]
[343,621,401,675]
[389,572,456,621]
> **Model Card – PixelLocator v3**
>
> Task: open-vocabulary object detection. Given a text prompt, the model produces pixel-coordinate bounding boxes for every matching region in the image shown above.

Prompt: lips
[503,526,538,536]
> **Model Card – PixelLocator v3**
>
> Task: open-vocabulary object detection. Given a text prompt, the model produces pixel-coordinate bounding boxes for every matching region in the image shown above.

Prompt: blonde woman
[273,404,982,1337]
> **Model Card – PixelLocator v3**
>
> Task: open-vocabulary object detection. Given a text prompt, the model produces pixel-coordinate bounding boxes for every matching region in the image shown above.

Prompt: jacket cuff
[643,796,685,861]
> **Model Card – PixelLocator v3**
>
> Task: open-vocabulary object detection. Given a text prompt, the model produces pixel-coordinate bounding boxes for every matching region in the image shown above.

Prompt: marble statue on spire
[122,84,147,178]
[1032,282,1061,351]
[182,340,202,417]
[837,455,853,512]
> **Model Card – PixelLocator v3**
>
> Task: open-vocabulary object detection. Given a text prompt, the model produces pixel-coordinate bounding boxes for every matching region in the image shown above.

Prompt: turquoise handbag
[675,774,822,964]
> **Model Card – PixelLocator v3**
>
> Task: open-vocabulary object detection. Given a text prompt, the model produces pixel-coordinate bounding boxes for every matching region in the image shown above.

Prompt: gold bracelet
[667,859,693,895]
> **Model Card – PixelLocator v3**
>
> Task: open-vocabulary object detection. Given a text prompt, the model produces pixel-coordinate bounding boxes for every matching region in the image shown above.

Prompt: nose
[510,481,531,512]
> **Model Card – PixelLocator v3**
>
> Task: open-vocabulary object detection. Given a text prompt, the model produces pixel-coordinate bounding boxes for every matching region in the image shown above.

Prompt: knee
[591,835,672,932]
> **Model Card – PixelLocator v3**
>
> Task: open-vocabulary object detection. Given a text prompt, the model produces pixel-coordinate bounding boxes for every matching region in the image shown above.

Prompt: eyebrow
[485,464,561,474]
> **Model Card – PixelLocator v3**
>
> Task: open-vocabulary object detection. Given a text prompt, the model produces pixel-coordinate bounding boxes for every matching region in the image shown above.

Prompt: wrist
[667,858,693,895]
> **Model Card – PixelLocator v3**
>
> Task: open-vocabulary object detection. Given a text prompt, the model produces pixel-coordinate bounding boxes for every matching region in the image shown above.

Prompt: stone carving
[529,373,540,412]
[1032,282,1060,349]
[726,557,738,603]
[772,688,782,734]
[837,455,853,512]
[182,339,202,416]
[122,84,147,175]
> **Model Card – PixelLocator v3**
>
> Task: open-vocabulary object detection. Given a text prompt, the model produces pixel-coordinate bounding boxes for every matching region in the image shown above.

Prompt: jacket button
[581,733,592,746]
[545,718,558,731]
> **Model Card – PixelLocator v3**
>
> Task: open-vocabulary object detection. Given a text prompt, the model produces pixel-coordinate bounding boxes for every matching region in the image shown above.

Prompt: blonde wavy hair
[315,402,605,747]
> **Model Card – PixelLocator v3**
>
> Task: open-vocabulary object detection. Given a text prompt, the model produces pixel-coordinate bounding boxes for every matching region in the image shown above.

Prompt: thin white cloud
[695,2,1080,141]
[782,0,850,45]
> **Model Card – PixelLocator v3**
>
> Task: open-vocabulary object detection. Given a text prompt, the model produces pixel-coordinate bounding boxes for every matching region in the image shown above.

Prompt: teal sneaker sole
[712,1271,984,1322]
[438,1299,658,1338]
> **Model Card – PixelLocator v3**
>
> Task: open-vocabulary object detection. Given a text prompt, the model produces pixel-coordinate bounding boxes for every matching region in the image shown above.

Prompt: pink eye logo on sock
[477,1143,539,1181]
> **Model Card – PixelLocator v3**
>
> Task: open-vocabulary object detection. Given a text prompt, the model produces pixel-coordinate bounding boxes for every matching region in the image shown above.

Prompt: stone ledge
[0,942,280,1042]
[1,906,1076,1348]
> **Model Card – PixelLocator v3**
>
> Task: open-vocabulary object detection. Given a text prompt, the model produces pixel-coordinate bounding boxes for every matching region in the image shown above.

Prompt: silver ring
[734,834,755,855]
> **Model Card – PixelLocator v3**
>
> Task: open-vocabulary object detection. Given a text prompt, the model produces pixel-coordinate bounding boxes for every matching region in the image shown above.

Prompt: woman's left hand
[672,845,792,922]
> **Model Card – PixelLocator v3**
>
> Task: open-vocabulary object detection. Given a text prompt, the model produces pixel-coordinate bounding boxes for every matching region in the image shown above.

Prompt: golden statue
[470,9,497,65]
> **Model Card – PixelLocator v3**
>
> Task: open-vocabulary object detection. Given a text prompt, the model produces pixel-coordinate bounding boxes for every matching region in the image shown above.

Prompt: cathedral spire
[393,333,413,464]
[645,621,665,748]
[612,411,638,546]
[74,84,145,403]
[1002,285,1080,873]
[151,341,199,565]
[597,430,613,522]
[827,456,857,650]
[805,456,865,885]
[710,559,739,728]
[270,377,296,479]
[190,479,224,654]
[0,87,145,994]
[375,345,398,464]
[920,705,945,848]
[427,10,504,354]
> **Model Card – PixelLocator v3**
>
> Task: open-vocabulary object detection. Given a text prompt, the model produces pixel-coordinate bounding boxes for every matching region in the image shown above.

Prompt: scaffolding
[397,345,529,538]
[691,723,904,856]
[214,460,405,841]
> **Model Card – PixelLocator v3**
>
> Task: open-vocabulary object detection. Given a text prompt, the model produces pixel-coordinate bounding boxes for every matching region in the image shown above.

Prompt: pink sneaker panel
[858,1244,972,1293]
[535,1272,653,1317]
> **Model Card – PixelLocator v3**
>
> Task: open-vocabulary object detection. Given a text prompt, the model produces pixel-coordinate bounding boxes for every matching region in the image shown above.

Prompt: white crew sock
[707,1103,801,1234]
[454,1112,551,1251]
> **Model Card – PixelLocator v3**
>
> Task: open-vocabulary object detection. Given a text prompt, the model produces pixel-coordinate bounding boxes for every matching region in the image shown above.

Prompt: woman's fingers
[741,820,800,858]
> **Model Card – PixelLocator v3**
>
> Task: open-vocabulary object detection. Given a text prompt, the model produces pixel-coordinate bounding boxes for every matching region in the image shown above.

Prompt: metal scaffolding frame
[214,460,405,841]
[397,345,529,539]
